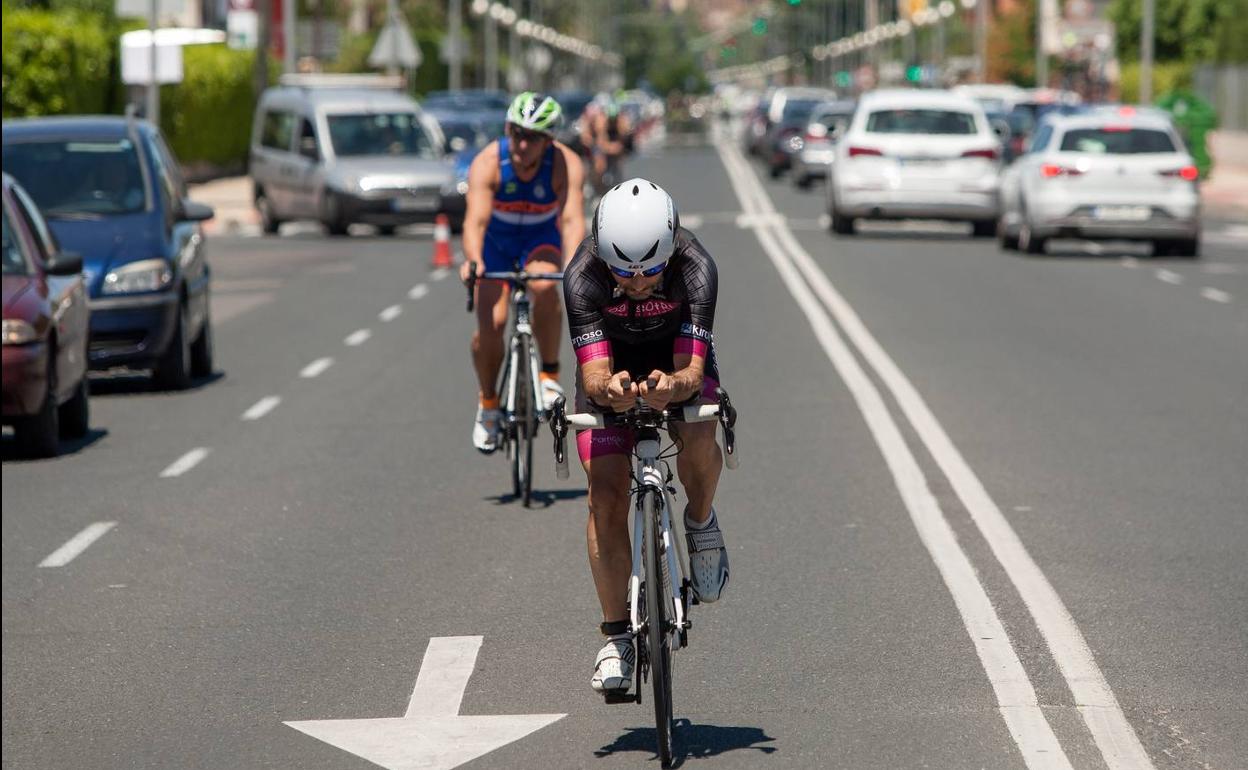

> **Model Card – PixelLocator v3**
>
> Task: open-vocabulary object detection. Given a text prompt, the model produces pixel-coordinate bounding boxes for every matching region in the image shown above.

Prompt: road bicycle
[466,267,564,506]
[550,385,738,767]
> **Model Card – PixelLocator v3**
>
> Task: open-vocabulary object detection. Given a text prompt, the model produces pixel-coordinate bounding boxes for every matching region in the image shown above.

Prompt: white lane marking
[1156,269,1184,285]
[160,447,210,478]
[1200,287,1232,303]
[405,636,483,717]
[344,329,372,346]
[1201,263,1241,275]
[285,636,565,769]
[1120,256,1140,268]
[681,214,704,228]
[39,522,117,568]
[431,268,450,281]
[300,357,334,379]
[718,138,1157,770]
[242,395,282,421]
[408,283,429,300]
[715,139,1073,770]
[379,304,403,322]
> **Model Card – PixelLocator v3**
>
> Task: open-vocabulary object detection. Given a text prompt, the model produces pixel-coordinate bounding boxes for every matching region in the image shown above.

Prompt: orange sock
[480,395,500,410]
[539,371,559,383]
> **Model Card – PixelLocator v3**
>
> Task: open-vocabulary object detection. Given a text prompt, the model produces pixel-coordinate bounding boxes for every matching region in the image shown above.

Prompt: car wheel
[377,224,398,237]
[322,192,349,237]
[59,373,89,439]
[16,353,60,457]
[1019,221,1046,255]
[998,218,1020,251]
[450,217,464,235]
[257,191,280,235]
[190,303,214,379]
[1157,238,1200,258]
[154,301,192,391]
[829,198,855,235]
[768,163,783,179]
[971,220,996,238]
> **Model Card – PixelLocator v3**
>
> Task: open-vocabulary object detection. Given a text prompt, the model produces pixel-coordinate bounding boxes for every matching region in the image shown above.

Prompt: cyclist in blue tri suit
[459,92,586,452]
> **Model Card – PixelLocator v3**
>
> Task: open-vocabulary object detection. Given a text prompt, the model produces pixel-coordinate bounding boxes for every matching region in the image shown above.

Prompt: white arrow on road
[285,636,565,770]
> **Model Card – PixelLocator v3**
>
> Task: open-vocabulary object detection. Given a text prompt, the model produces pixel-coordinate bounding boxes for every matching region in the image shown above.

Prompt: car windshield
[440,120,503,153]
[2,138,147,216]
[1059,128,1176,154]
[326,113,437,158]
[2,205,30,275]
[866,109,978,135]
[422,92,509,112]
[782,100,822,121]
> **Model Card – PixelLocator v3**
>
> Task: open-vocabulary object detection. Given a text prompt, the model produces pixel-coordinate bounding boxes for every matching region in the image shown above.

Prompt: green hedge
[1117,60,1194,103]
[1,8,116,117]
[160,44,257,168]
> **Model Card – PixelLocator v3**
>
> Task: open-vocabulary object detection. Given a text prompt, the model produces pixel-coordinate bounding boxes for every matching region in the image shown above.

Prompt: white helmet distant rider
[592,178,679,277]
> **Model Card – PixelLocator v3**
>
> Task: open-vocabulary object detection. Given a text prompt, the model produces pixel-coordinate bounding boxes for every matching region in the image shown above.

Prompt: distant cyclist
[587,101,632,195]
[562,178,730,696]
[460,92,587,452]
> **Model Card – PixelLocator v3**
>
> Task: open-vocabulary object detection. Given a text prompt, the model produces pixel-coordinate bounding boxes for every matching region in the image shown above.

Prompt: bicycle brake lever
[465,273,476,313]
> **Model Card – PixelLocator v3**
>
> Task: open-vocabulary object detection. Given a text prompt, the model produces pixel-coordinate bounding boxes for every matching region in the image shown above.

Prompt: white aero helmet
[593,178,679,277]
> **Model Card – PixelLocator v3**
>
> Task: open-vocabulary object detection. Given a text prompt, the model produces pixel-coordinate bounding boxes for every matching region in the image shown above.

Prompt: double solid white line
[713,136,1155,770]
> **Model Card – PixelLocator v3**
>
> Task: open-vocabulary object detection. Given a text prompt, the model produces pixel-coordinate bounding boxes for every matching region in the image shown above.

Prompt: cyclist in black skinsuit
[562,178,730,697]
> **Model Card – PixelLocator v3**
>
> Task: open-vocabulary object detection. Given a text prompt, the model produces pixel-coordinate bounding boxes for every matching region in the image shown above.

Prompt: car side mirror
[46,251,84,276]
[180,200,215,222]
[300,135,320,161]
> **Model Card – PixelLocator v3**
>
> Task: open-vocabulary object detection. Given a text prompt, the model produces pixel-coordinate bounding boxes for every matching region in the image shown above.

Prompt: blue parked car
[2,115,215,389]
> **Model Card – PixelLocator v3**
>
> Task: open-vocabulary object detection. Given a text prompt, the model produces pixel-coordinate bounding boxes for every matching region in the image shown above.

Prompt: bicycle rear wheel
[644,487,675,766]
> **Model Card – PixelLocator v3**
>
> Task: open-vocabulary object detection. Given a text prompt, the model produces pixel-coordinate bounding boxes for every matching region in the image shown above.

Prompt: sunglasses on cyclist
[610,262,667,279]
[508,126,551,144]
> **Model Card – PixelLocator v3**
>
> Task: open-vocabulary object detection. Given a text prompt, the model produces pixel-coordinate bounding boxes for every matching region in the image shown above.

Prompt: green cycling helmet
[506,91,563,136]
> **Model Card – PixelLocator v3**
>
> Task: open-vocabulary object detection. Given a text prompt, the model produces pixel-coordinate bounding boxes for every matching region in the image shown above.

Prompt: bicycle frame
[628,429,689,650]
[498,286,542,432]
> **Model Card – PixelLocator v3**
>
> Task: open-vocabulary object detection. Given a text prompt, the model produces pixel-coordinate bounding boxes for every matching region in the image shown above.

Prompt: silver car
[791,100,855,189]
[250,75,454,236]
[998,109,1201,256]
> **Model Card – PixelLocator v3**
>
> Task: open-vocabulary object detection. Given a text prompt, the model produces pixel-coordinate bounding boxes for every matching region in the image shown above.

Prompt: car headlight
[2,319,38,346]
[456,180,469,195]
[101,259,173,295]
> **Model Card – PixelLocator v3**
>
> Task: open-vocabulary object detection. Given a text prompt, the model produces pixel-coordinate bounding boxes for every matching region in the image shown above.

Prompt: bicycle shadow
[594,718,777,766]
[484,488,588,508]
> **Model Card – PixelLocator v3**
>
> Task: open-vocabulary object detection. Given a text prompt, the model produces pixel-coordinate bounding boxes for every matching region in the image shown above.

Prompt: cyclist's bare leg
[669,420,722,524]
[471,280,509,400]
[524,257,564,369]
[584,453,633,623]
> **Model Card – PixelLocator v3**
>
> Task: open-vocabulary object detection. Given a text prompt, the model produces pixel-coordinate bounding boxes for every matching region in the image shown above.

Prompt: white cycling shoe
[686,507,729,604]
[591,636,635,694]
[539,377,564,412]
[472,406,502,454]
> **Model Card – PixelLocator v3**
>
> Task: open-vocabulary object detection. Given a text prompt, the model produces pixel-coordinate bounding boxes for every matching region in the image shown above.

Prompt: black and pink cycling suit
[564,226,722,462]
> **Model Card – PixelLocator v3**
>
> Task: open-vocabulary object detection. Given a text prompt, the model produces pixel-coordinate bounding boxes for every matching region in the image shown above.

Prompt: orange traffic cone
[432,214,454,268]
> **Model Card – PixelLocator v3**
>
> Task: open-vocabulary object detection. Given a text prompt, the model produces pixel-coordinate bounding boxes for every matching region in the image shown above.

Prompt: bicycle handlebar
[465,270,565,313]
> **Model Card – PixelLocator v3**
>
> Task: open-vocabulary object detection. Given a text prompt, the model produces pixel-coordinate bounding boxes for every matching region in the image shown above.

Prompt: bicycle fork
[628,435,691,652]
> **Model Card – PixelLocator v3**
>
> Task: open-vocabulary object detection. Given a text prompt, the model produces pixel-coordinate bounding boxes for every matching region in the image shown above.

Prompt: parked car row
[754,86,1203,258]
[2,114,216,457]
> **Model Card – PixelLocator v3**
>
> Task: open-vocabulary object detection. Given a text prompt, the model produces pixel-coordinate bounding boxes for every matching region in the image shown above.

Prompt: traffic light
[752,17,768,35]
[788,0,802,5]
[836,70,852,88]
[905,65,923,82]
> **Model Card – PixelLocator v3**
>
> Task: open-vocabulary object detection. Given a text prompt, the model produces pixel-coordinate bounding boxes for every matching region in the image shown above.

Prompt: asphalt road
[3,130,1245,770]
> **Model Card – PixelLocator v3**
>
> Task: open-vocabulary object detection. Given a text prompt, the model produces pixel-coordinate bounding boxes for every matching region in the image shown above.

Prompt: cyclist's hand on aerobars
[638,370,675,411]
[459,259,481,286]
[605,371,639,413]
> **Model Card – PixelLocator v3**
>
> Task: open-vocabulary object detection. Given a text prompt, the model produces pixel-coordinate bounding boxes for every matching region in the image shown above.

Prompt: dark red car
[2,172,90,456]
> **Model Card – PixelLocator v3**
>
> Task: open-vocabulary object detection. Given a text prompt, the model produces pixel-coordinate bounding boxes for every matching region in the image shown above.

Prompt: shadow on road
[485,488,588,508]
[1,427,109,463]
[88,370,225,397]
[594,719,777,766]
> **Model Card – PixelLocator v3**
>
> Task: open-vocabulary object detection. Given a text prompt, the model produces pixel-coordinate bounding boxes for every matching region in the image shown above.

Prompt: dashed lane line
[1156,269,1184,285]
[1200,287,1233,304]
[38,522,117,568]
[344,329,372,346]
[300,357,335,379]
[160,448,210,478]
[379,305,403,322]
[241,395,282,421]
[408,283,429,300]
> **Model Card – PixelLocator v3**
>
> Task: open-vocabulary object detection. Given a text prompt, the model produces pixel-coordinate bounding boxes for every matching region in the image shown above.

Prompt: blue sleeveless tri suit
[482,136,562,271]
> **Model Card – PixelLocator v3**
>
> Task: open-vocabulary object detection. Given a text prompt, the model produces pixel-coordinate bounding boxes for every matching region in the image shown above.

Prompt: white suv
[998,108,1201,256]
[826,89,1002,236]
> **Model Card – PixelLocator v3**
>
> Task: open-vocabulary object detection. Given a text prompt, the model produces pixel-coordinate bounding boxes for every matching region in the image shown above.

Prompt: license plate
[899,157,944,167]
[1093,205,1150,221]
[393,195,439,212]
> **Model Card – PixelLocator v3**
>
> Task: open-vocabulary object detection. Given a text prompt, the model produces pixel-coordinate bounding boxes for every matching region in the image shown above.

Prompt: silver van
[250,75,456,236]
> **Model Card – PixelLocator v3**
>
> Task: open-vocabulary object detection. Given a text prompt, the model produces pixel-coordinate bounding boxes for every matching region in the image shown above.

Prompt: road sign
[369,5,421,71]
[285,637,565,770]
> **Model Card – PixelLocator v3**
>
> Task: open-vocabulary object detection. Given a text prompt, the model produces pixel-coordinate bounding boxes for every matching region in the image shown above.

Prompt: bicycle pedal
[602,691,638,705]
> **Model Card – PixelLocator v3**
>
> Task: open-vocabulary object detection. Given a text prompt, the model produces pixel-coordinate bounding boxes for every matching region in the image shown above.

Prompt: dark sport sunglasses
[507,125,552,144]
[610,262,667,279]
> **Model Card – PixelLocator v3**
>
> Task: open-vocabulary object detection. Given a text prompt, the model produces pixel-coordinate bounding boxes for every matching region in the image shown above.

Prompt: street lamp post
[1140,0,1155,103]
[147,0,158,125]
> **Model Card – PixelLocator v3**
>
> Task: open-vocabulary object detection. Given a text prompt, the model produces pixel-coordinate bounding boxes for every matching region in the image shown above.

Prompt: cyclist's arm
[669,231,719,402]
[662,350,706,403]
[460,145,497,280]
[553,144,587,265]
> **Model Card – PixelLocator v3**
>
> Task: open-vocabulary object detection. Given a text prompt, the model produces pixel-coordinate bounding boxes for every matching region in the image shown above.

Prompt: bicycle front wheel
[512,335,535,505]
[644,487,675,766]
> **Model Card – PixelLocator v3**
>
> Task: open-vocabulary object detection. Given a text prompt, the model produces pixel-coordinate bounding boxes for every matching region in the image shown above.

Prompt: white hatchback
[826,89,1003,236]
[998,108,1201,256]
